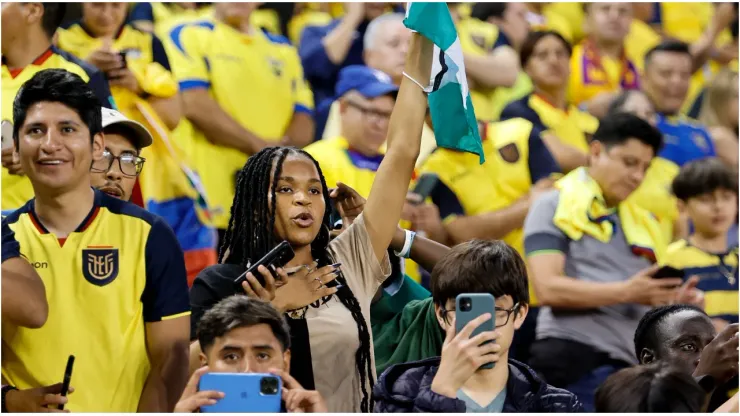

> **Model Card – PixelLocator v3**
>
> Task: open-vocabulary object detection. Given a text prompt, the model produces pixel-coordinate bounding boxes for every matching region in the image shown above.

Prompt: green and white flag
[403,2,484,163]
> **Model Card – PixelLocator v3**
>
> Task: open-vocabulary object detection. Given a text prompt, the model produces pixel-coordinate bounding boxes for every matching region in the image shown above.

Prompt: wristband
[394,230,416,259]
[2,385,17,413]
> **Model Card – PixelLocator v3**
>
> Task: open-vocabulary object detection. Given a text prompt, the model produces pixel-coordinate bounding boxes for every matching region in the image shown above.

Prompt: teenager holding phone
[373,240,582,413]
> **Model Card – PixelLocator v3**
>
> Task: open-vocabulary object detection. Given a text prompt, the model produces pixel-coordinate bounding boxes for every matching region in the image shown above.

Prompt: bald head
[363,13,410,84]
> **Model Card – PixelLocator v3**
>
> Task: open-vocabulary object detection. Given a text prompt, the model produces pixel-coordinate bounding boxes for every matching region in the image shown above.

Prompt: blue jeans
[565,364,623,412]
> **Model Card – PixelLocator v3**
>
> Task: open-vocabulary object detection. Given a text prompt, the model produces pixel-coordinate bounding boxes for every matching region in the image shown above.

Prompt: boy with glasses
[373,239,582,412]
[90,108,152,202]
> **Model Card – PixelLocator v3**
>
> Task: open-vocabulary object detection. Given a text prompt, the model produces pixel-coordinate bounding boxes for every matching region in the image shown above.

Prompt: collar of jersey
[28,188,103,235]
[2,46,55,78]
[76,19,127,41]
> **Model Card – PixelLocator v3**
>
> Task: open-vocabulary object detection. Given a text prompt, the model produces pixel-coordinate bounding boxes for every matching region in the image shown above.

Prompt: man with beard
[90,108,152,201]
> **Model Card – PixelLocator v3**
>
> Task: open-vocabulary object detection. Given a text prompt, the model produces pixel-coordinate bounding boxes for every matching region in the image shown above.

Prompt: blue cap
[335,65,399,99]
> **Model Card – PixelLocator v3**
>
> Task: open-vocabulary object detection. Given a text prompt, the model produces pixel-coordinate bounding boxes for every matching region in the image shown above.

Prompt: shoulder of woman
[709,126,737,143]
[194,263,246,288]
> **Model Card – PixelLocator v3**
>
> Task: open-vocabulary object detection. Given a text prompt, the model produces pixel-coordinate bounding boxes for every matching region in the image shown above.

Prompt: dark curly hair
[219,146,375,412]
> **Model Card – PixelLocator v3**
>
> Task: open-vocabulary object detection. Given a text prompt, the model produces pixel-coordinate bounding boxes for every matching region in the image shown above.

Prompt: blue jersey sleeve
[430,180,466,220]
[499,96,542,127]
[299,23,339,83]
[528,125,562,183]
[1,219,20,263]
[142,217,190,322]
[87,69,117,109]
[151,34,172,71]
[129,2,155,23]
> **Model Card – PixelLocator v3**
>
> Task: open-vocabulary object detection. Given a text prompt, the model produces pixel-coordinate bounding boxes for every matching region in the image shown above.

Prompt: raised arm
[363,33,433,262]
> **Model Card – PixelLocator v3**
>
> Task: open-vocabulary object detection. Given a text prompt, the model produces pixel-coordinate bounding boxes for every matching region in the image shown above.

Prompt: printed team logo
[692,132,710,152]
[498,143,521,164]
[82,246,119,286]
[267,57,283,77]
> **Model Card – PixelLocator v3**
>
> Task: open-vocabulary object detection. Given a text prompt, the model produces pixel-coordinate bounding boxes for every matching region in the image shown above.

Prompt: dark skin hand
[693,323,739,384]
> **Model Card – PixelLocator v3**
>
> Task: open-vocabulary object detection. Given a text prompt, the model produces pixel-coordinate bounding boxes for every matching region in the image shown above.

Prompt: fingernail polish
[331,262,342,268]
[334,284,344,290]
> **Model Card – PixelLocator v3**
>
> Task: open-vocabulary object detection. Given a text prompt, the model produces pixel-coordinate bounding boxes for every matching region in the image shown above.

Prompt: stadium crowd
[0,1,739,413]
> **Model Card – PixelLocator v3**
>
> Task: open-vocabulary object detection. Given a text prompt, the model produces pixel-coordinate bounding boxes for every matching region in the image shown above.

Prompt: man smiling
[90,108,152,201]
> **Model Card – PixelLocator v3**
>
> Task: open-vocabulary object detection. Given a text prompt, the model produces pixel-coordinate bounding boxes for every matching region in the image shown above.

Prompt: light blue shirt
[457,387,507,413]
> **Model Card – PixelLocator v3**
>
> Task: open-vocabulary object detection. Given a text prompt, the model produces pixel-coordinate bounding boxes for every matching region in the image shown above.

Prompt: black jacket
[373,357,584,413]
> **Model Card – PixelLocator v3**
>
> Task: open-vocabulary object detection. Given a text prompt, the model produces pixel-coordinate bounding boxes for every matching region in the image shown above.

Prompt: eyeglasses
[440,302,521,328]
[90,150,145,177]
[345,100,392,122]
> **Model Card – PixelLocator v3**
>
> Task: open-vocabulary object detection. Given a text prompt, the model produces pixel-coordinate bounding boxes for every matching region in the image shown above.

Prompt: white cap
[101,108,153,149]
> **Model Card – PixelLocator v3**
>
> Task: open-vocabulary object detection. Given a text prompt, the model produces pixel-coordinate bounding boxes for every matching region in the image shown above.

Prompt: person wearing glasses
[373,239,583,413]
[304,65,397,200]
[90,108,151,202]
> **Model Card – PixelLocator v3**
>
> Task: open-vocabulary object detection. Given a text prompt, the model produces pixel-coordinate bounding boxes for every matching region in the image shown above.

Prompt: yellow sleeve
[284,47,315,115]
[165,22,212,90]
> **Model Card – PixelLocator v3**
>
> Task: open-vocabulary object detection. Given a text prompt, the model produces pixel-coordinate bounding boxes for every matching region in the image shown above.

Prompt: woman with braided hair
[188,33,432,412]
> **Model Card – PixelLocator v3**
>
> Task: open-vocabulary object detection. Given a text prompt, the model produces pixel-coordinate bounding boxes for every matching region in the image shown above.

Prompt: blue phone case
[198,373,282,413]
[455,293,497,369]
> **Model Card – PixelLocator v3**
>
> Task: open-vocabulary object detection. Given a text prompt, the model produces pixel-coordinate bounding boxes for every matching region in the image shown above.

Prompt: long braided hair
[219,147,375,412]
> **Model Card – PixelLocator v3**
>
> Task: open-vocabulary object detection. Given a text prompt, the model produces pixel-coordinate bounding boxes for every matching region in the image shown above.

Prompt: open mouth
[100,186,123,198]
[36,159,66,167]
[292,212,314,228]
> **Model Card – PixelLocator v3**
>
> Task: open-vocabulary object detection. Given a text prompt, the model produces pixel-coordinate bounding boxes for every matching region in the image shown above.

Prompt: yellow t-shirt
[527,10,575,43]
[543,2,586,44]
[568,41,641,106]
[1,47,115,212]
[57,22,178,117]
[500,93,599,154]
[1,191,190,411]
[457,17,500,121]
[288,10,333,46]
[304,136,380,199]
[164,19,314,229]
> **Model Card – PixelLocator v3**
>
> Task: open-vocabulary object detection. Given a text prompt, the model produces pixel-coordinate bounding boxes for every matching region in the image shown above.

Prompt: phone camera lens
[460,297,472,312]
[260,376,279,395]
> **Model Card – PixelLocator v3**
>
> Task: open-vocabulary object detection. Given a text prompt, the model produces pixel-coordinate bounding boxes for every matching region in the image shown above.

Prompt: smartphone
[118,50,128,68]
[233,241,295,289]
[199,373,282,413]
[1,120,14,150]
[329,202,342,230]
[58,355,75,410]
[455,293,496,370]
[411,173,440,204]
[653,265,685,280]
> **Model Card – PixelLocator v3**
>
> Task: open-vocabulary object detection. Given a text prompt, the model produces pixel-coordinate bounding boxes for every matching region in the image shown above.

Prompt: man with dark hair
[90,108,152,202]
[1,2,115,213]
[1,69,190,412]
[374,240,583,413]
[523,113,700,410]
[633,304,739,409]
[175,296,328,413]
[595,361,707,413]
[631,40,726,243]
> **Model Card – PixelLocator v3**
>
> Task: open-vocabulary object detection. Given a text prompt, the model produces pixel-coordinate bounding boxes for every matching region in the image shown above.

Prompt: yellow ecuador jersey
[500,93,599,153]
[663,240,738,323]
[457,17,500,121]
[625,19,663,74]
[166,19,314,229]
[129,2,214,35]
[544,2,586,44]
[416,137,499,224]
[304,136,380,198]
[1,190,190,412]
[568,40,641,106]
[486,119,562,307]
[57,22,178,117]
[1,46,115,213]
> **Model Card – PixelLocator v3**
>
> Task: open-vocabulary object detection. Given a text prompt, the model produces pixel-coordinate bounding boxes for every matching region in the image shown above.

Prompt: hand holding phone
[198,373,282,413]
[652,265,685,280]
[234,241,295,289]
[58,355,75,410]
[430,294,500,398]
[410,173,439,204]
